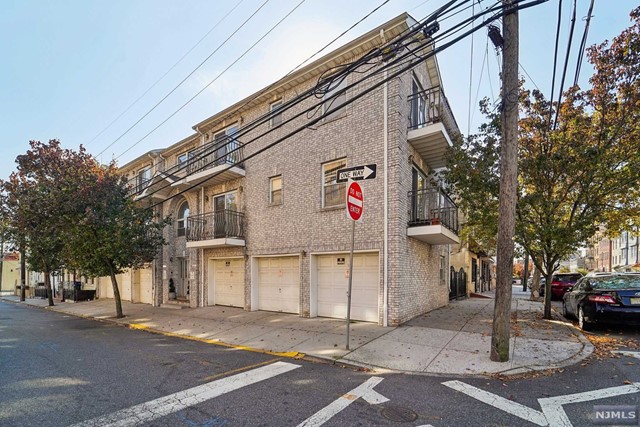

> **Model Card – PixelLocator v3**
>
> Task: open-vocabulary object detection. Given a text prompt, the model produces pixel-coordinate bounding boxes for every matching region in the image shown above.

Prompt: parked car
[550,273,583,300]
[562,273,640,331]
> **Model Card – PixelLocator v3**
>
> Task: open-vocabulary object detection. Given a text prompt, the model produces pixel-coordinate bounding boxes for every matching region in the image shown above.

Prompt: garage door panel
[317,253,379,322]
[212,259,244,307]
[257,256,299,314]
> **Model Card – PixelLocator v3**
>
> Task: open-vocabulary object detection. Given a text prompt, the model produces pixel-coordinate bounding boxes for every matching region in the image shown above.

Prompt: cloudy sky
[0,0,635,179]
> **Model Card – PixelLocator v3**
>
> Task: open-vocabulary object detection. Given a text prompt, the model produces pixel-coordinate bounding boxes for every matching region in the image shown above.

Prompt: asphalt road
[1,300,639,427]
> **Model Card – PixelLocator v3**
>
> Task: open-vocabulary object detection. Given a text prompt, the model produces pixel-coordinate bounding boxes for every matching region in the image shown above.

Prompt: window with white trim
[177,201,190,237]
[269,175,282,205]
[137,167,151,186]
[270,100,283,127]
[323,78,347,121]
[322,159,346,208]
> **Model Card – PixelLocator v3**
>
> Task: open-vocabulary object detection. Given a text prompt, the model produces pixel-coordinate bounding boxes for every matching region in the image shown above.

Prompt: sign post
[345,180,363,350]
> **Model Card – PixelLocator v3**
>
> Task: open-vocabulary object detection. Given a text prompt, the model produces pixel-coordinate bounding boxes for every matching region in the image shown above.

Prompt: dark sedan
[562,273,640,331]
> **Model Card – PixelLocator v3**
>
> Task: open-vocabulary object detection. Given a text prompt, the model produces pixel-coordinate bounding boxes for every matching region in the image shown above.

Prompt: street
[1,300,639,427]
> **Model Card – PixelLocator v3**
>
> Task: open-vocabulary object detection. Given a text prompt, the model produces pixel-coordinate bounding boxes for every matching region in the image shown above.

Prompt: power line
[553,0,578,129]
[547,0,563,135]
[134,0,477,201]
[96,0,273,158]
[113,0,309,161]
[86,0,246,148]
[141,0,548,209]
[573,0,595,86]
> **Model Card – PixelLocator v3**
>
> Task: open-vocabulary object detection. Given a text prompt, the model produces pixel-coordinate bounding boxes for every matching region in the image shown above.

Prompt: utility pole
[491,0,519,363]
[20,240,26,302]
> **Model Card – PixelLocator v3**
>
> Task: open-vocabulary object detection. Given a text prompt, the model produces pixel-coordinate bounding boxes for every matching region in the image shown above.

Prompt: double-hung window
[269,175,283,205]
[177,202,190,237]
[270,100,283,127]
[177,150,195,165]
[323,78,347,121]
[137,167,151,192]
[322,159,346,208]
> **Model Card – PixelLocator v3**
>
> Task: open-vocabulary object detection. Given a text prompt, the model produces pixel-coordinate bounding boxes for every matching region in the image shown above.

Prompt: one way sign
[336,164,377,183]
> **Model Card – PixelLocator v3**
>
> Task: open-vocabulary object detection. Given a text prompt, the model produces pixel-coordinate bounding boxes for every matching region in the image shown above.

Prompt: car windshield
[553,274,581,283]
[587,276,640,290]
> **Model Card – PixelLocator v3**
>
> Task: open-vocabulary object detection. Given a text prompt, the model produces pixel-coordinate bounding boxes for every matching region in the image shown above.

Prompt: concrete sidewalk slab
[1,288,594,377]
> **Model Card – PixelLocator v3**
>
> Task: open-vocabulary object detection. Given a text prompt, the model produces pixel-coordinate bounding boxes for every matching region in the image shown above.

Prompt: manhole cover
[380,405,418,422]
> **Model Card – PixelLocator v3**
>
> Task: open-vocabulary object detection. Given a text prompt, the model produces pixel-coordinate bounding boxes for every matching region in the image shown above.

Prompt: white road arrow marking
[297,377,389,427]
[443,380,640,427]
[71,361,300,427]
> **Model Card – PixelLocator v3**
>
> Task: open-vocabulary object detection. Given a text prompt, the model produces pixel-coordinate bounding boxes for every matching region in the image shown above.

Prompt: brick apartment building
[97,13,461,326]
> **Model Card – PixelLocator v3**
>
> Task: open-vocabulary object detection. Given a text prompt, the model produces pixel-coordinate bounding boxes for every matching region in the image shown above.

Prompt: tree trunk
[20,249,26,301]
[108,261,124,318]
[60,269,66,303]
[543,267,554,319]
[530,266,541,300]
[44,268,54,307]
[490,0,519,363]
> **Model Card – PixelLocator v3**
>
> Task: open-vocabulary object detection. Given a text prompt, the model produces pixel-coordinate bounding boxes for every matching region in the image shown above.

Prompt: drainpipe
[201,186,205,307]
[381,28,389,327]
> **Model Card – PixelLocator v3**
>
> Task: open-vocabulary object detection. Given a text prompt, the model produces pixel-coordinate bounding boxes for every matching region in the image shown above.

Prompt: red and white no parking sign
[346,180,363,222]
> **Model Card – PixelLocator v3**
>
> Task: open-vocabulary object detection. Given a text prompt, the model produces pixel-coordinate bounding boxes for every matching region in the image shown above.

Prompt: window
[323,159,346,208]
[440,255,446,284]
[270,100,283,127]
[177,150,195,165]
[213,125,239,165]
[177,201,190,237]
[323,77,347,121]
[269,176,282,205]
[214,191,238,212]
[137,167,151,186]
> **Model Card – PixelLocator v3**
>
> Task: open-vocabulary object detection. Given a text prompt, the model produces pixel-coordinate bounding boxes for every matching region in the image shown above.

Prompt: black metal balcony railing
[408,187,458,233]
[186,210,245,241]
[407,86,459,134]
[183,137,242,176]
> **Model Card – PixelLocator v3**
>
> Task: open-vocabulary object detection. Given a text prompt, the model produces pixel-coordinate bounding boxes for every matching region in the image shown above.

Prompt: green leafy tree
[64,164,166,318]
[0,140,94,306]
[444,7,640,320]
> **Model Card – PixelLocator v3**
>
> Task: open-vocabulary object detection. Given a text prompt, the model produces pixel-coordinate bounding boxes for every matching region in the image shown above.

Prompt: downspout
[201,186,205,307]
[381,28,389,327]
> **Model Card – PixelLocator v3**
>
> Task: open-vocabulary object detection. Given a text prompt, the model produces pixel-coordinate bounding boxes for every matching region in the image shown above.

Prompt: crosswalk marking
[297,377,388,427]
[443,380,640,427]
[70,361,300,427]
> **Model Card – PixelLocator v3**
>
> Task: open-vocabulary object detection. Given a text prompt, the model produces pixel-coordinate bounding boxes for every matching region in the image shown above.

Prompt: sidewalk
[1,287,592,377]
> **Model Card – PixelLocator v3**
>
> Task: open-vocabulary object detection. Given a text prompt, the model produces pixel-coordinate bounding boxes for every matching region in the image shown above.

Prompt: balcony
[171,137,245,189]
[186,210,245,248]
[407,187,459,245]
[407,87,459,169]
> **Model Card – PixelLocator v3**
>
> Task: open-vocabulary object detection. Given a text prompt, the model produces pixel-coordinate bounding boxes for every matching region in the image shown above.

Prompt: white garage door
[138,268,153,305]
[257,256,300,314]
[210,259,244,307]
[317,253,379,322]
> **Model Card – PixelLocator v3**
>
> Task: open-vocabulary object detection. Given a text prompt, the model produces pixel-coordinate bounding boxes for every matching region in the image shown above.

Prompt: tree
[64,164,166,318]
[0,140,94,306]
[444,7,640,321]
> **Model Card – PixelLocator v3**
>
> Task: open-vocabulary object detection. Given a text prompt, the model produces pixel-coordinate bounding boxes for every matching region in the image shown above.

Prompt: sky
[0,0,636,180]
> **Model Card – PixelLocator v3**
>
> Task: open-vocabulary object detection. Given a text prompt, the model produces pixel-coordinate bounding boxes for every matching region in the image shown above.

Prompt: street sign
[336,164,376,183]
[346,180,364,222]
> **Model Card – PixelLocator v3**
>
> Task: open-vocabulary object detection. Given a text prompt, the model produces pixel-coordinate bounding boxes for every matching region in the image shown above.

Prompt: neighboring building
[100,13,461,326]
[1,252,20,296]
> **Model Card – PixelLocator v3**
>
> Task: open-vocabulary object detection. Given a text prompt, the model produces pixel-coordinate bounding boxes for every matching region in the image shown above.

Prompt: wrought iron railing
[408,187,458,233]
[186,210,245,241]
[407,86,459,135]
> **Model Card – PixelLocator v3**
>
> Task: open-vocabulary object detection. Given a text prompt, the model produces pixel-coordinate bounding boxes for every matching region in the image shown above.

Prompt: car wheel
[578,306,592,331]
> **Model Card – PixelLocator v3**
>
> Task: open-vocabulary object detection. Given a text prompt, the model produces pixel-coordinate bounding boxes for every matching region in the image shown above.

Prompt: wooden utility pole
[491,0,519,362]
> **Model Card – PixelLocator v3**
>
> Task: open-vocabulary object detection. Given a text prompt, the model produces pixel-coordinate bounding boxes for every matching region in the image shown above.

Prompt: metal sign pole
[346,219,355,350]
